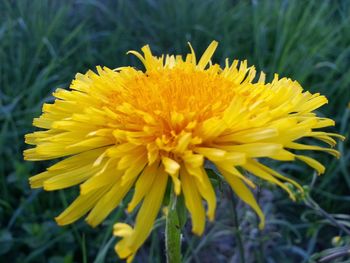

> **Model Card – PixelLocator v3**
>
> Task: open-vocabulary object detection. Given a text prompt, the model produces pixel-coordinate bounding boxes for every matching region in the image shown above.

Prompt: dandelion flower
[24,41,343,262]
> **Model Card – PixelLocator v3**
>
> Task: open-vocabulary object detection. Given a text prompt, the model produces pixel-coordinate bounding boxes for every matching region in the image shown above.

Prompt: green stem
[230,190,245,263]
[165,192,182,263]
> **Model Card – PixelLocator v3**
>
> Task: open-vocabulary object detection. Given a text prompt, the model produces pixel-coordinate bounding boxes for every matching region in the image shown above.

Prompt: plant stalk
[166,192,181,263]
[230,190,245,263]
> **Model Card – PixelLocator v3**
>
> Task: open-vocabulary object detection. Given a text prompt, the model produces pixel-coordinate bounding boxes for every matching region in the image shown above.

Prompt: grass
[0,0,349,262]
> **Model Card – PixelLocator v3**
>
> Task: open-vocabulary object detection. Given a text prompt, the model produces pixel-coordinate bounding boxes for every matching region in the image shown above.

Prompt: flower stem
[166,192,181,263]
[230,190,245,263]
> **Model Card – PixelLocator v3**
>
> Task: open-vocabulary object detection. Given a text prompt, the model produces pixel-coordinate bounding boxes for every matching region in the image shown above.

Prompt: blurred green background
[1,0,350,262]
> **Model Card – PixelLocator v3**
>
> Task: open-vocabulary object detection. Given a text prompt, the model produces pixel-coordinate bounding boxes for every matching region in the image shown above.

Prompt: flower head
[24,41,343,262]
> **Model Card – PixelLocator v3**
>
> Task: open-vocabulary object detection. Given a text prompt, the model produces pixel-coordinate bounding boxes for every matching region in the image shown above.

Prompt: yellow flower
[24,41,343,262]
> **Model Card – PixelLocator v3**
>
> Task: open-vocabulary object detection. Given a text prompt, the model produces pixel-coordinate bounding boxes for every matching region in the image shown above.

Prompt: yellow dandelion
[24,41,344,262]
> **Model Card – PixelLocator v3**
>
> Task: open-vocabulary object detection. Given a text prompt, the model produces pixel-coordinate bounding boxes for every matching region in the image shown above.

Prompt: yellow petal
[115,169,168,260]
[198,118,226,140]
[127,50,146,66]
[107,143,142,158]
[128,169,168,249]
[85,178,135,227]
[48,147,108,171]
[115,239,134,260]
[253,161,303,193]
[197,41,218,69]
[121,154,148,186]
[174,132,192,153]
[127,162,158,212]
[43,164,99,191]
[287,142,340,158]
[243,160,295,200]
[55,188,107,226]
[118,150,146,170]
[146,143,159,165]
[114,223,133,237]
[298,95,328,113]
[220,170,265,229]
[194,147,226,161]
[216,163,255,188]
[217,128,278,143]
[66,137,112,149]
[216,152,246,166]
[29,148,109,188]
[269,149,295,161]
[216,143,283,158]
[161,156,180,175]
[187,42,197,64]
[194,168,216,221]
[80,161,122,195]
[296,155,325,175]
[181,166,206,235]
[29,171,53,188]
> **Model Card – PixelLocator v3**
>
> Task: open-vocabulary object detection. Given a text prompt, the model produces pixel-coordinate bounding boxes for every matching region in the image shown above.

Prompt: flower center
[110,67,237,136]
